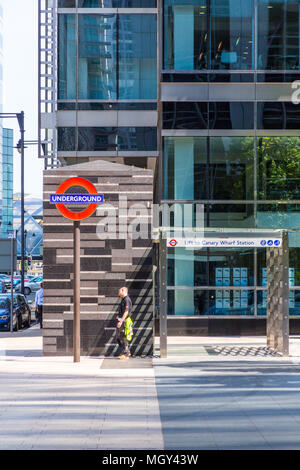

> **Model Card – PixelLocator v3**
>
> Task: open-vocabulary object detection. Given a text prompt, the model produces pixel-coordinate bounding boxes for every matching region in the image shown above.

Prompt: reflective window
[258,0,300,70]
[78,15,117,100]
[209,102,254,129]
[163,102,208,129]
[206,204,255,228]
[210,0,254,70]
[257,204,300,227]
[209,137,254,200]
[78,128,117,151]
[58,128,76,151]
[257,72,300,82]
[164,0,208,70]
[78,0,157,6]
[257,102,300,129]
[257,137,300,200]
[77,127,156,151]
[118,127,157,151]
[167,289,255,315]
[164,137,254,201]
[58,0,76,6]
[118,15,157,99]
[167,247,254,287]
[58,15,76,99]
[164,137,207,200]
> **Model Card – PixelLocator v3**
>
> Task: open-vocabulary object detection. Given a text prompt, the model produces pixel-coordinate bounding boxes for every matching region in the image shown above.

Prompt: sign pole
[50,177,104,363]
[73,220,81,362]
[10,235,15,333]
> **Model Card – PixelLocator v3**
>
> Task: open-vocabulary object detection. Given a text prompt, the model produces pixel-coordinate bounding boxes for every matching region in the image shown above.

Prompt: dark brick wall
[43,163,154,356]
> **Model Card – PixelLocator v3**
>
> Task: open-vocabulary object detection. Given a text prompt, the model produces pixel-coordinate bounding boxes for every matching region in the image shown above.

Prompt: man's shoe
[118,354,129,360]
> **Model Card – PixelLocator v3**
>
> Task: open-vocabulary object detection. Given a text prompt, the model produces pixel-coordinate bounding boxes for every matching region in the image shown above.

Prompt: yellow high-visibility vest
[124,317,133,341]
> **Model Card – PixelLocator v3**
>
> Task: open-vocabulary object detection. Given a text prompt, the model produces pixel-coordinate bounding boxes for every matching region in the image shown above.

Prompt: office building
[39,1,300,354]
[1,128,13,238]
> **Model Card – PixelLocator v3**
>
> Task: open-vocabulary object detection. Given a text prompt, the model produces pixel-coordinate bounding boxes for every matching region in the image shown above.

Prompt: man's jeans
[116,325,130,355]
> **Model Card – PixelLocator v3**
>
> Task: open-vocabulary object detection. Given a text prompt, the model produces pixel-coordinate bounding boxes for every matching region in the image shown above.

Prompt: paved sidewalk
[1,327,300,449]
[0,325,163,450]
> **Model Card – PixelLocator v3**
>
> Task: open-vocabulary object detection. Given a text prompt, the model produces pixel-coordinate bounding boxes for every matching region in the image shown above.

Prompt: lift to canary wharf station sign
[159,230,290,359]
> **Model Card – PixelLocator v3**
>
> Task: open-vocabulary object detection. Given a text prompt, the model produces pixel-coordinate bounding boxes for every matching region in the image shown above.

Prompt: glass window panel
[164,0,208,70]
[164,137,207,200]
[163,102,208,129]
[118,127,157,151]
[78,15,117,100]
[58,15,76,100]
[167,247,254,288]
[167,289,254,315]
[78,127,117,151]
[118,15,157,99]
[290,289,300,315]
[207,204,255,228]
[57,103,77,110]
[167,248,208,287]
[257,102,300,129]
[58,0,75,6]
[257,137,300,200]
[258,0,300,70]
[257,204,300,229]
[257,72,300,82]
[162,72,208,82]
[210,0,254,70]
[78,0,157,5]
[209,137,254,200]
[209,102,254,129]
[57,127,76,151]
[208,247,254,286]
[159,202,204,229]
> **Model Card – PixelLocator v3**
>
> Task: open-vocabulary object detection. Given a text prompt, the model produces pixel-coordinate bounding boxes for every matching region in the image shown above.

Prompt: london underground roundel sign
[50,177,104,221]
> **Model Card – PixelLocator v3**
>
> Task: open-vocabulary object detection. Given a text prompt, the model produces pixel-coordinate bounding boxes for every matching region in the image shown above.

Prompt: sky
[2,0,43,199]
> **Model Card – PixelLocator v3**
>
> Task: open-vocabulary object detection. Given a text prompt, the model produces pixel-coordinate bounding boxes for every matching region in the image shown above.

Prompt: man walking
[116,286,132,359]
[35,282,43,329]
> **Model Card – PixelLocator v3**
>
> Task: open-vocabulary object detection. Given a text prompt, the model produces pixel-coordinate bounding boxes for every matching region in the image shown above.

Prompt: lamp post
[0,112,25,295]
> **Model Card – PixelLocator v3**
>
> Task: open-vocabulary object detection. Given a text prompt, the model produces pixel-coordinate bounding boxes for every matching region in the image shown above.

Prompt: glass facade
[1,129,13,238]
[164,0,300,71]
[57,9,157,157]
[58,13,157,101]
[164,134,300,316]
[53,2,300,321]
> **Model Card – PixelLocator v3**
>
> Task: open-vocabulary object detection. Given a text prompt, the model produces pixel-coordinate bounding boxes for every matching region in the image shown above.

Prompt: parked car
[0,294,31,331]
[3,276,22,291]
[15,278,42,295]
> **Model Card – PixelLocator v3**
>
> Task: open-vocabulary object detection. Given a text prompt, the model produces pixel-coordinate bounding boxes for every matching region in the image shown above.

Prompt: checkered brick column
[266,232,289,356]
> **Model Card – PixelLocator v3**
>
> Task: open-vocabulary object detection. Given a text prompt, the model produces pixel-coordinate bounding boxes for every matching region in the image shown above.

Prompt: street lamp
[0,111,25,295]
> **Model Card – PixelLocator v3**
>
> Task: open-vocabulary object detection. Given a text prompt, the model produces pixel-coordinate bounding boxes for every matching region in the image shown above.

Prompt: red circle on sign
[169,239,177,247]
[55,177,98,221]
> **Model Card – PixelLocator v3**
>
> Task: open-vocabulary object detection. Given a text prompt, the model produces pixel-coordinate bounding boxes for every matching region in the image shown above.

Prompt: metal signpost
[50,177,104,362]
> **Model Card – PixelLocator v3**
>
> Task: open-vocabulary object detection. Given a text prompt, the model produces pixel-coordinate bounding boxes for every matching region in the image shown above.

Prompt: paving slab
[2,327,300,449]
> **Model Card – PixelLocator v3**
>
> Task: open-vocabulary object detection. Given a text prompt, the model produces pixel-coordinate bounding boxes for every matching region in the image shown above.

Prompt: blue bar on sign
[50,194,104,203]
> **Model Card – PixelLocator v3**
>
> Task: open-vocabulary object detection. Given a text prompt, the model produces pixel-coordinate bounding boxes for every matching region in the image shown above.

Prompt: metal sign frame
[159,230,290,358]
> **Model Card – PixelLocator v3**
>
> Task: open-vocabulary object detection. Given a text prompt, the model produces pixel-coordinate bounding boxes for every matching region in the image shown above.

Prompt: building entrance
[158,230,290,358]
